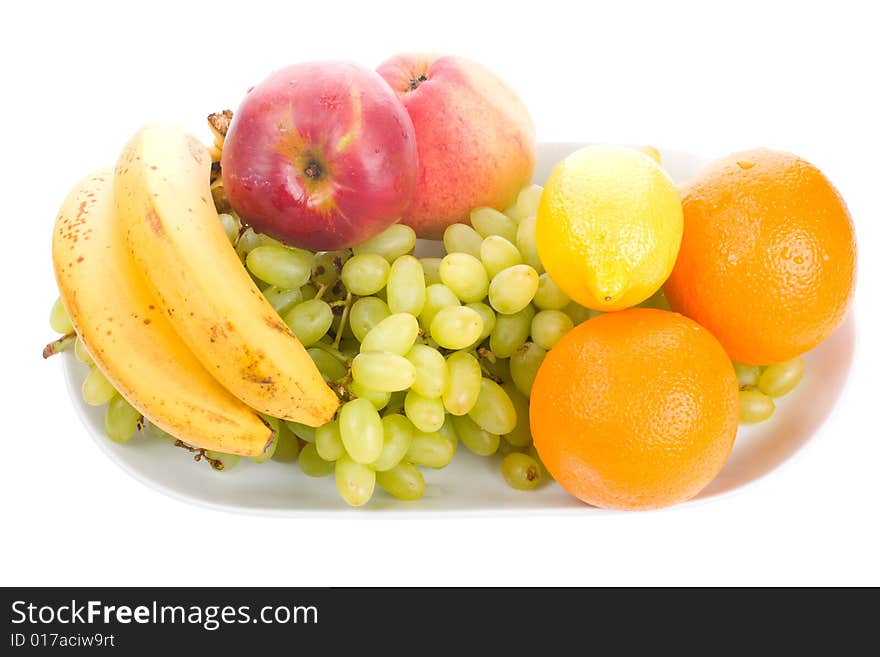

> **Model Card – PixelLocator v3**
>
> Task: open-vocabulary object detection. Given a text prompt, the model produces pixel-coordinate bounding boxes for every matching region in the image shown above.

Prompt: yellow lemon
[536,145,683,311]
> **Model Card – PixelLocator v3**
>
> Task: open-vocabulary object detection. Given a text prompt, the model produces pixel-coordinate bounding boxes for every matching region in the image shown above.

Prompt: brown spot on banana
[145,209,164,236]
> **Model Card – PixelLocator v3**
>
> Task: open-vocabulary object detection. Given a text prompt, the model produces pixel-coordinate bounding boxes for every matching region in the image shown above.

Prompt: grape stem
[476,347,504,383]
[310,341,352,367]
[173,439,225,471]
[314,284,328,301]
[42,332,76,359]
[332,292,353,349]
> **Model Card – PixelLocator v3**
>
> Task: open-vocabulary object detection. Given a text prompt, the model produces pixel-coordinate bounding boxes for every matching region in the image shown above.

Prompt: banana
[114,124,339,425]
[52,170,274,456]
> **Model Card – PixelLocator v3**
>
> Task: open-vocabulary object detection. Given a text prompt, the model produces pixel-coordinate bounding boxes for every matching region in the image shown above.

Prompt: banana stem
[42,332,76,359]
[332,292,353,350]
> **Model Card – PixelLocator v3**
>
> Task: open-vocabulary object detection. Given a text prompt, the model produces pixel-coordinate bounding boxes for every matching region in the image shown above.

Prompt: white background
[2,0,877,586]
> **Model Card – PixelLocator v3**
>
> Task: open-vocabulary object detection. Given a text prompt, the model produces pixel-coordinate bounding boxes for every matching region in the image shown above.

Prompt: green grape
[502,383,532,447]
[351,352,416,392]
[285,420,316,443]
[371,414,415,471]
[50,297,73,334]
[439,253,490,303]
[510,184,544,222]
[205,450,241,471]
[234,227,261,260]
[250,431,279,463]
[404,390,446,433]
[82,366,116,406]
[300,283,318,301]
[74,336,95,366]
[739,388,775,423]
[352,223,416,261]
[452,414,499,456]
[510,341,546,397]
[386,255,426,316]
[563,301,593,325]
[480,235,523,278]
[639,289,671,310]
[430,306,484,350]
[468,378,517,435]
[259,413,281,434]
[311,250,352,288]
[465,302,496,343]
[443,223,483,258]
[406,344,449,398]
[307,347,348,383]
[335,456,376,506]
[348,379,391,410]
[263,285,303,315]
[733,362,762,388]
[419,284,460,332]
[218,213,241,243]
[489,265,539,315]
[271,424,301,463]
[501,452,543,490]
[383,390,407,416]
[349,297,391,342]
[758,358,805,398]
[257,232,287,248]
[376,462,425,501]
[420,258,443,286]
[499,435,527,456]
[443,351,482,416]
[149,423,176,442]
[315,420,346,462]
[339,397,384,464]
[246,245,314,289]
[340,253,391,295]
[338,338,361,361]
[437,415,460,449]
[298,443,334,477]
[515,215,544,275]
[283,299,333,346]
[406,430,456,469]
[531,309,574,350]
[361,313,420,355]
[481,353,510,383]
[104,394,141,444]
[490,305,535,358]
[533,273,570,310]
[470,206,518,243]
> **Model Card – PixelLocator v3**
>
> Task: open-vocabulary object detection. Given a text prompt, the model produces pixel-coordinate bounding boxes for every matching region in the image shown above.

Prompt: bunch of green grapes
[734,359,806,424]
[219,183,584,505]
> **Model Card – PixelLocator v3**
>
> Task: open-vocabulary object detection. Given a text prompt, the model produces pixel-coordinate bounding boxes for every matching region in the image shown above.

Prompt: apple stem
[332,292,353,350]
[407,74,428,92]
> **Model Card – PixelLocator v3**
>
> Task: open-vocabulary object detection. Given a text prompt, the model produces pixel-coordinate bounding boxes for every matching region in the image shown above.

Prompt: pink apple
[221,61,418,251]
[377,54,536,239]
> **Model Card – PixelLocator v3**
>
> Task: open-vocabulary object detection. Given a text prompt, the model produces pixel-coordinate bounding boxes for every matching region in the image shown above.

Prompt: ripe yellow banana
[114,123,338,425]
[52,170,274,456]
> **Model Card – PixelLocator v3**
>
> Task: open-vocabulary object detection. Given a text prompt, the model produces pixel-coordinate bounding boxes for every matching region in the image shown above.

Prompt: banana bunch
[52,125,338,457]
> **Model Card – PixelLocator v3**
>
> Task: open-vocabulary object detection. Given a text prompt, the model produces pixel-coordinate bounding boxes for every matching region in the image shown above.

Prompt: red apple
[221,61,418,251]
[377,54,536,239]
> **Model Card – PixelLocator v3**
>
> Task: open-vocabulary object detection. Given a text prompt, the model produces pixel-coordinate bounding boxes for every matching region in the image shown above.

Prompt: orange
[664,148,856,365]
[530,308,738,511]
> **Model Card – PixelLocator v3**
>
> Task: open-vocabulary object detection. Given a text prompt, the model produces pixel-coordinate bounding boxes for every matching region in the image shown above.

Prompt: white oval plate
[62,143,856,515]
